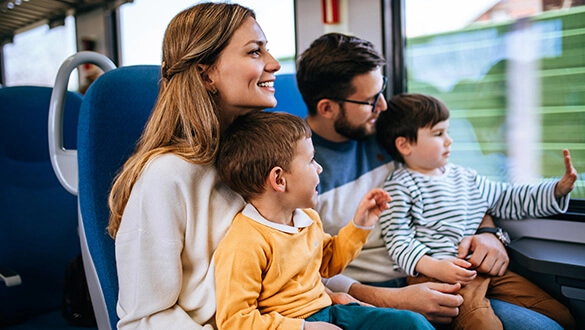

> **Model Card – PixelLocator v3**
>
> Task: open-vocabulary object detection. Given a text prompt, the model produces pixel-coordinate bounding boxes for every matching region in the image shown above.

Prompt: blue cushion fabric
[77,65,160,329]
[0,86,83,328]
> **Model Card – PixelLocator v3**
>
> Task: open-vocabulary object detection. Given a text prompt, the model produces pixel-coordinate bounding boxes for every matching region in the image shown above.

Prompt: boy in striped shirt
[375,93,576,330]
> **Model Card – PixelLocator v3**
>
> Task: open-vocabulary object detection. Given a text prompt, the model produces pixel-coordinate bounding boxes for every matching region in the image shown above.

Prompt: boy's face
[283,137,323,208]
[404,119,453,175]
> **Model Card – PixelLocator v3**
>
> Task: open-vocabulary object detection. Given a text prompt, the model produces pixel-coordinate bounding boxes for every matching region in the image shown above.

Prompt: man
[296,32,563,328]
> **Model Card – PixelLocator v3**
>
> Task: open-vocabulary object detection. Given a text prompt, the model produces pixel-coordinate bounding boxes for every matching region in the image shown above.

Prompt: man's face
[333,70,387,140]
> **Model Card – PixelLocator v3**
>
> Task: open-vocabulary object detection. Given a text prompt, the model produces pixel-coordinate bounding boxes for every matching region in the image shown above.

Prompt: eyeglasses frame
[328,76,388,112]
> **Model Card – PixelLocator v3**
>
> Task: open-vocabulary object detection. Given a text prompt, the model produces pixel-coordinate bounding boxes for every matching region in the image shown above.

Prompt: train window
[119,0,296,72]
[405,1,585,204]
[2,16,77,87]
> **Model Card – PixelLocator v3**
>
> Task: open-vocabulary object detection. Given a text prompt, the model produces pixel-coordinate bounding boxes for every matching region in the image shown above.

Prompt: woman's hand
[325,287,373,306]
[305,322,342,329]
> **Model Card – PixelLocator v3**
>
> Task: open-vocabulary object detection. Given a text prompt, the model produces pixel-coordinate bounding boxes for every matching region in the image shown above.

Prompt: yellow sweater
[214,206,372,330]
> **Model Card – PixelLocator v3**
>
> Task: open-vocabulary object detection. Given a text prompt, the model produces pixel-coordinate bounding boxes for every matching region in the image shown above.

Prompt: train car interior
[0,0,584,329]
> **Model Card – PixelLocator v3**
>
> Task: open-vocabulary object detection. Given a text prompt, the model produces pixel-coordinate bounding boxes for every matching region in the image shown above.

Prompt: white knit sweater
[115,153,245,329]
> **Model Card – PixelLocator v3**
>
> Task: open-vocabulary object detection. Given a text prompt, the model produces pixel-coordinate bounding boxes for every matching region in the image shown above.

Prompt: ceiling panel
[0,0,126,45]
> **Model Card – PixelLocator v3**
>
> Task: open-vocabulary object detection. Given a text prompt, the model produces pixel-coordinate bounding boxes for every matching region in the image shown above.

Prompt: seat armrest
[0,267,22,287]
[507,237,585,280]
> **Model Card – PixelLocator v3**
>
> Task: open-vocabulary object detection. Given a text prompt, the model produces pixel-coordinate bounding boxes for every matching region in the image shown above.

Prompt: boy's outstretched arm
[353,188,391,227]
[555,149,578,198]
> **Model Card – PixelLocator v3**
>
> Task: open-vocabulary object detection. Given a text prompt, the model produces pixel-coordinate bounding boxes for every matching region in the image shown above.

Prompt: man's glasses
[329,76,387,112]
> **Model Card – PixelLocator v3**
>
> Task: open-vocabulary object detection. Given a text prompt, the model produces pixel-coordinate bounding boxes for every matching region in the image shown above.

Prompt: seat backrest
[0,86,82,325]
[77,65,160,330]
[271,73,308,118]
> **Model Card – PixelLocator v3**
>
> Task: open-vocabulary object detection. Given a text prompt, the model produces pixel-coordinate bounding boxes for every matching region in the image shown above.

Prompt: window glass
[405,0,585,199]
[2,16,77,88]
[119,0,296,73]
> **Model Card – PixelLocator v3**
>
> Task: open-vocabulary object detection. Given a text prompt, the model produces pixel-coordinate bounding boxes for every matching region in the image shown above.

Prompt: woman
[107,3,280,328]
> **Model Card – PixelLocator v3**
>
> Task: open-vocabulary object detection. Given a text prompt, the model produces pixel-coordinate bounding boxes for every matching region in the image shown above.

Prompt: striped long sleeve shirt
[379,163,569,276]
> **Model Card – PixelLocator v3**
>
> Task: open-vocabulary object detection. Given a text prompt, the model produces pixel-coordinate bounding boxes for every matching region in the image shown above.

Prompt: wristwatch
[476,227,511,246]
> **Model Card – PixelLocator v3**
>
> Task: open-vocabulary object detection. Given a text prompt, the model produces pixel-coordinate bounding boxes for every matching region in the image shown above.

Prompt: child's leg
[408,275,503,330]
[488,270,575,330]
[306,303,434,330]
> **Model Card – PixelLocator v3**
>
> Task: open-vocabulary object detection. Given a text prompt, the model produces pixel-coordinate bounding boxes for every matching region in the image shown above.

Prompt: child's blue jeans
[305,302,433,330]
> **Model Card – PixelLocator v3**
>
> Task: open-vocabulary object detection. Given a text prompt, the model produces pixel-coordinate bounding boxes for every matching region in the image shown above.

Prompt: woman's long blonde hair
[107,2,255,238]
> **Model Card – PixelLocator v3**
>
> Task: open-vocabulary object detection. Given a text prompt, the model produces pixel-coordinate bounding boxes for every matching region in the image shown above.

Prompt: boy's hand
[353,188,391,227]
[435,258,477,286]
[416,256,476,286]
[555,149,578,199]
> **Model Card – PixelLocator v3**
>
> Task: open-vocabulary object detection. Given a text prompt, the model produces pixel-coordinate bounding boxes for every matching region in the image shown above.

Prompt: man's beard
[334,106,374,141]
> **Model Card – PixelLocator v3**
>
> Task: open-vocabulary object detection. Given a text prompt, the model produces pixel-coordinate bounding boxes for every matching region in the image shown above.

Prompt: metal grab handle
[48,51,116,196]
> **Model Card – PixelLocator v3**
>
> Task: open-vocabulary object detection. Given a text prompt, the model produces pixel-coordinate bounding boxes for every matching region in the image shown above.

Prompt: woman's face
[208,16,281,124]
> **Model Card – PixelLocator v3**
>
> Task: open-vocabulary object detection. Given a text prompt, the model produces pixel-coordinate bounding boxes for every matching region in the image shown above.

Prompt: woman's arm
[116,157,223,329]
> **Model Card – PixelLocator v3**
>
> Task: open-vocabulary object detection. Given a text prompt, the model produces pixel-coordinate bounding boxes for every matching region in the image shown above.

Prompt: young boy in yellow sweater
[214,111,434,330]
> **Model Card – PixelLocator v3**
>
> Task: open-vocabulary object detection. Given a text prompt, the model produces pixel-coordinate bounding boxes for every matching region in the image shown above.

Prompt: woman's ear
[197,64,217,94]
[395,136,411,157]
[267,167,286,192]
[197,63,209,75]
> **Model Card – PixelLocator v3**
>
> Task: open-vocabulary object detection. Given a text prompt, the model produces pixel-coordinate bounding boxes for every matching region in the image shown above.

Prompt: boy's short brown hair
[376,93,450,163]
[216,111,311,201]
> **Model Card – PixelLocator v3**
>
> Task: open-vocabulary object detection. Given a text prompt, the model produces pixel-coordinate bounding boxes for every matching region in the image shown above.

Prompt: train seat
[0,86,86,329]
[75,65,160,330]
[271,73,308,118]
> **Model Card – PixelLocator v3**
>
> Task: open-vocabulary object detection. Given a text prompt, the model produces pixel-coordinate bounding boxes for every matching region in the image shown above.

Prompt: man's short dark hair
[296,33,386,116]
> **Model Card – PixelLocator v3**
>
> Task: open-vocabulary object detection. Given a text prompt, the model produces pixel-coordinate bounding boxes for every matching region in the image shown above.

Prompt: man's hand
[458,233,509,276]
[348,282,463,324]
